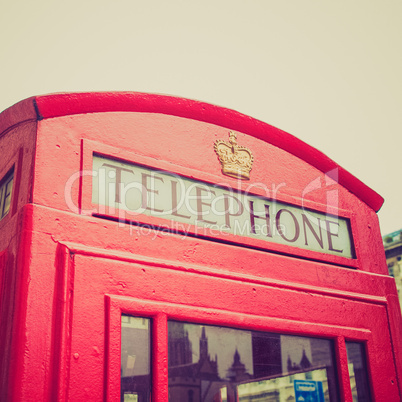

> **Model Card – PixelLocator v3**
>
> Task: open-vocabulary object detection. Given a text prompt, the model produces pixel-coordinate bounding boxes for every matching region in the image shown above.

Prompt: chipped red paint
[0,92,400,401]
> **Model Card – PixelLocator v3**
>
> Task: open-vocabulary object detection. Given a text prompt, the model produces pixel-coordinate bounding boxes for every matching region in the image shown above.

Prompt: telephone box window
[0,168,14,220]
[168,321,338,401]
[346,342,372,401]
[121,315,151,402]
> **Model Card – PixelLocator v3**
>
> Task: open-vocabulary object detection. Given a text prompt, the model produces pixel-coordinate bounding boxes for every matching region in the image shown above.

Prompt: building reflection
[120,319,370,402]
[167,322,337,402]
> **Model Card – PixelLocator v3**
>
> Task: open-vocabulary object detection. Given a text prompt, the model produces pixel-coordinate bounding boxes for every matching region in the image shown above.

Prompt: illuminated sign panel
[92,156,354,258]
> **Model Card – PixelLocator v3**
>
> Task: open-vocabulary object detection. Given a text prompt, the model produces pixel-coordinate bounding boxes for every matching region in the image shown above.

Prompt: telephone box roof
[0,91,384,212]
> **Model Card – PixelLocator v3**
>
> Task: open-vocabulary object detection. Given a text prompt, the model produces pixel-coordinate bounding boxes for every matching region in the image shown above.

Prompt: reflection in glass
[346,342,371,402]
[121,315,151,402]
[168,321,338,401]
[0,168,13,220]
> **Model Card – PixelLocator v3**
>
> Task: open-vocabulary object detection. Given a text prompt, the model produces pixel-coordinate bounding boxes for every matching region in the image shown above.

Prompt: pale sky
[1,0,401,235]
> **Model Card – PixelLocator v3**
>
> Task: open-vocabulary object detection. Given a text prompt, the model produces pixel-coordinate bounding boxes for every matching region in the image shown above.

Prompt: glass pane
[346,342,371,402]
[0,186,3,215]
[121,315,151,402]
[2,177,13,217]
[0,169,13,220]
[168,321,338,401]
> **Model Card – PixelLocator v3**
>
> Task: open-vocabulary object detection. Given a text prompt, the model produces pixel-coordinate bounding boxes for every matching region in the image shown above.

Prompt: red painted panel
[2,204,398,400]
[23,206,391,298]
[0,119,37,401]
[68,252,396,400]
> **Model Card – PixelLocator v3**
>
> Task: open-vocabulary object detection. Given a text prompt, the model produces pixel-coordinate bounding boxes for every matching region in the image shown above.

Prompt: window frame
[0,146,22,228]
[0,167,14,220]
[105,294,372,401]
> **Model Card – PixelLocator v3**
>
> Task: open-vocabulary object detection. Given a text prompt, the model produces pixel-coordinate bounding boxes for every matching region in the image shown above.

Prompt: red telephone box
[0,92,401,401]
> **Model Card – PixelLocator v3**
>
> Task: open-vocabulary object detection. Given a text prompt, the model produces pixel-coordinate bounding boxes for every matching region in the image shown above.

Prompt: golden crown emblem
[214,131,254,180]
